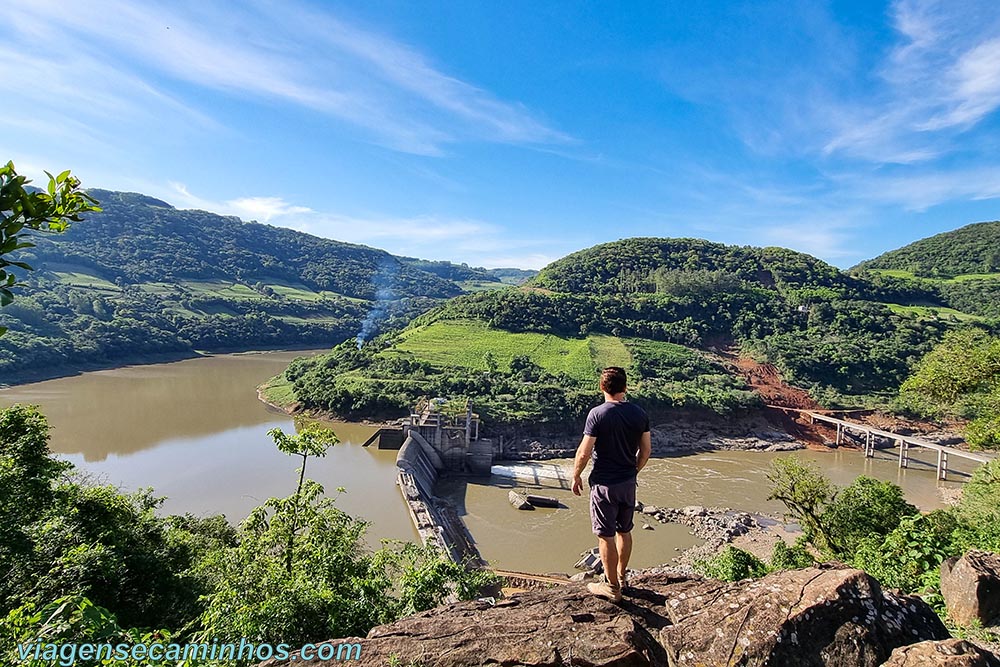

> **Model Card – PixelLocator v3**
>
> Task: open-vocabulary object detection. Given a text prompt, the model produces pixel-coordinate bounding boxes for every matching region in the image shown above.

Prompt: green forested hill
[855,221,1000,278]
[27,190,459,299]
[282,236,995,429]
[851,221,1000,318]
[0,190,498,379]
[533,238,861,295]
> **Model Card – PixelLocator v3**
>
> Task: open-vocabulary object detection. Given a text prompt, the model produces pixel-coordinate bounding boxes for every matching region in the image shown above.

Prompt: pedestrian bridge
[771,407,996,480]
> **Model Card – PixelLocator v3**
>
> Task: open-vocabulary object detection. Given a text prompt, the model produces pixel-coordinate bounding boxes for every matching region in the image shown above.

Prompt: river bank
[497,413,805,460]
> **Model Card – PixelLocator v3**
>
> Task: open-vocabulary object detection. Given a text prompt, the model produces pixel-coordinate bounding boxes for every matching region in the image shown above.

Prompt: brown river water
[0,351,974,574]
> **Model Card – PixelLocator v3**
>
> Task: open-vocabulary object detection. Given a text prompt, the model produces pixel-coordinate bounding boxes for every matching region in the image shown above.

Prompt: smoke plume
[356,258,398,349]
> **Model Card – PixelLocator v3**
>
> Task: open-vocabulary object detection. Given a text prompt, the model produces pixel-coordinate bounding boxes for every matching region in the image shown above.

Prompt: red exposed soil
[725,356,835,448]
[731,357,821,411]
[721,352,958,449]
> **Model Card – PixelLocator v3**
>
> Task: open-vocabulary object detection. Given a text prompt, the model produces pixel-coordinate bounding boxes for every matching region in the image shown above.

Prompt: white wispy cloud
[6,0,567,156]
[850,167,1000,211]
[823,0,1000,163]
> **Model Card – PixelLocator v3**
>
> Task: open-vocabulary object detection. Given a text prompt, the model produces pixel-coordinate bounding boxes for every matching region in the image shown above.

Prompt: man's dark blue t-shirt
[584,400,650,485]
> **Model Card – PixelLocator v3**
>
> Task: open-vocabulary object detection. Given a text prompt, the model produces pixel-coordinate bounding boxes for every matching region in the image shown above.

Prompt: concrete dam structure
[378,399,495,566]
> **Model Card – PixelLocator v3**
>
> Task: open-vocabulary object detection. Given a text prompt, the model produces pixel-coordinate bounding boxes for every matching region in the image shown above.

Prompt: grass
[387,320,594,381]
[588,335,633,369]
[382,320,680,384]
[385,319,642,383]
[259,374,298,407]
[53,271,120,292]
[871,269,1000,283]
[455,279,509,292]
[886,303,984,321]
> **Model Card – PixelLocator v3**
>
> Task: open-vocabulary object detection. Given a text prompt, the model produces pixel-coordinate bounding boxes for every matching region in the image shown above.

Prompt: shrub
[769,539,816,571]
[695,546,769,581]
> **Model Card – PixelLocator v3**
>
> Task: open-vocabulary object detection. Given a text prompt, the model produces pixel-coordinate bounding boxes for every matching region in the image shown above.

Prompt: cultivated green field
[53,271,121,292]
[872,268,1000,283]
[384,320,652,383]
[454,280,511,292]
[588,335,633,369]
[886,303,983,321]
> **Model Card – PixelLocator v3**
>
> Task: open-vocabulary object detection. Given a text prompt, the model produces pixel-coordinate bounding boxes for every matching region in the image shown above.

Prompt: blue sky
[3,0,1000,270]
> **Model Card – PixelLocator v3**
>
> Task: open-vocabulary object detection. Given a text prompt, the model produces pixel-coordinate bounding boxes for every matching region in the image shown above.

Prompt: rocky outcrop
[883,639,1000,666]
[256,565,969,667]
[658,566,947,666]
[941,551,1000,627]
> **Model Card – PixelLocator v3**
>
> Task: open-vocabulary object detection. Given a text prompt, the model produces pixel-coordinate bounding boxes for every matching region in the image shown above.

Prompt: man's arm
[636,431,651,473]
[572,435,596,496]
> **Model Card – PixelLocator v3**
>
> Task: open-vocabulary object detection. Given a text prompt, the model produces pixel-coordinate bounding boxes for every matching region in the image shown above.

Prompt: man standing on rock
[572,366,652,602]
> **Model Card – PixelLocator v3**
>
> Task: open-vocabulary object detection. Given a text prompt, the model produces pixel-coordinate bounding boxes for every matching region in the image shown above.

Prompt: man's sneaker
[618,571,629,592]
[587,580,622,602]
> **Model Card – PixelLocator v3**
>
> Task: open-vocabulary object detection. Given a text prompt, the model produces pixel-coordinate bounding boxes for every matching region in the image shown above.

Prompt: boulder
[255,566,950,667]
[655,565,948,667]
[883,639,1000,666]
[941,551,1000,626]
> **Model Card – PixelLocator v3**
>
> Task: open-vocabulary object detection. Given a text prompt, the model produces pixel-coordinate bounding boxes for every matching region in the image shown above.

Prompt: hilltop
[278,236,994,434]
[855,221,1000,278]
[0,190,534,381]
[852,221,1000,320]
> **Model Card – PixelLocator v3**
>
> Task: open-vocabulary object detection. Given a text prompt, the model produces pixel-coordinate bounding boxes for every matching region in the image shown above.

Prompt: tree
[0,161,99,333]
[766,456,835,552]
[268,422,339,574]
[899,328,1000,449]
[821,476,918,555]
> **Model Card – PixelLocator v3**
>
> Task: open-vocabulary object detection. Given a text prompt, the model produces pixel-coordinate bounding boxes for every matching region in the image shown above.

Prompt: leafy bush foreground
[0,405,495,666]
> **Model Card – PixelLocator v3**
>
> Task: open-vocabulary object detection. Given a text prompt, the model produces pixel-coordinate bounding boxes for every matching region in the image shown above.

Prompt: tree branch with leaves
[0,161,100,334]
[268,421,340,573]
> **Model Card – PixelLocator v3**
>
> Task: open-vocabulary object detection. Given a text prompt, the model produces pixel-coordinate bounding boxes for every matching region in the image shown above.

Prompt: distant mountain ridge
[0,189,533,380]
[28,190,461,300]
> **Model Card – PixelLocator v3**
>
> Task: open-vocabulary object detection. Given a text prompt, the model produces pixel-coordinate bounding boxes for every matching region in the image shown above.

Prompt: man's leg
[589,484,623,601]
[616,531,632,583]
[597,535,620,587]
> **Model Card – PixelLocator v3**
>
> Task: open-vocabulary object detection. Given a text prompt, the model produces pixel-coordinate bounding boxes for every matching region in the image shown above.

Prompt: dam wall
[396,431,485,567]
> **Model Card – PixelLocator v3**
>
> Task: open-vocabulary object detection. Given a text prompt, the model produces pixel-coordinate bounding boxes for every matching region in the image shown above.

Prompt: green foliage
[852,512,960,593]
[765,455,1000,601]
[0,188,470,377]
[747,300,950,397]
[0,595,190,667]
[768,539,815,571]
[0,162,99,333]
[197,480,376,644]
[1,402,498,663]
[953,460,1000,549]
[287,322,760,428]
[899,328,1000,449]
[694,546,769,581]
[197,480,495,646]
[766,457,835,552]
[269,422,339,460]
[0,405,237,632]
[821,476,918,554]
[855,220,1000,278]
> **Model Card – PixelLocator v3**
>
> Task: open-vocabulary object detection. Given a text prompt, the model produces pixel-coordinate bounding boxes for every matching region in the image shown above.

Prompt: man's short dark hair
[600,367,627,395]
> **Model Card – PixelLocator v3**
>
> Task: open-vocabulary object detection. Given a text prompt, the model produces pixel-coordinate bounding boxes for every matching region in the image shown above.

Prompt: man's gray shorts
[589,478,637,537]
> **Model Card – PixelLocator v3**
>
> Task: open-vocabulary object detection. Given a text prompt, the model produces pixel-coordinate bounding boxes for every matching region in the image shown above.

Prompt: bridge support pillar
[937,449,950,481]
[835,424,842,446]
[897,439,908,469]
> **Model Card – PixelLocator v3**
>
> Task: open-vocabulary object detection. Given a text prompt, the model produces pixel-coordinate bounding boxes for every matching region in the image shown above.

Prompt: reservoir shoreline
[0,343,329,389]
[0,351,975,574]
